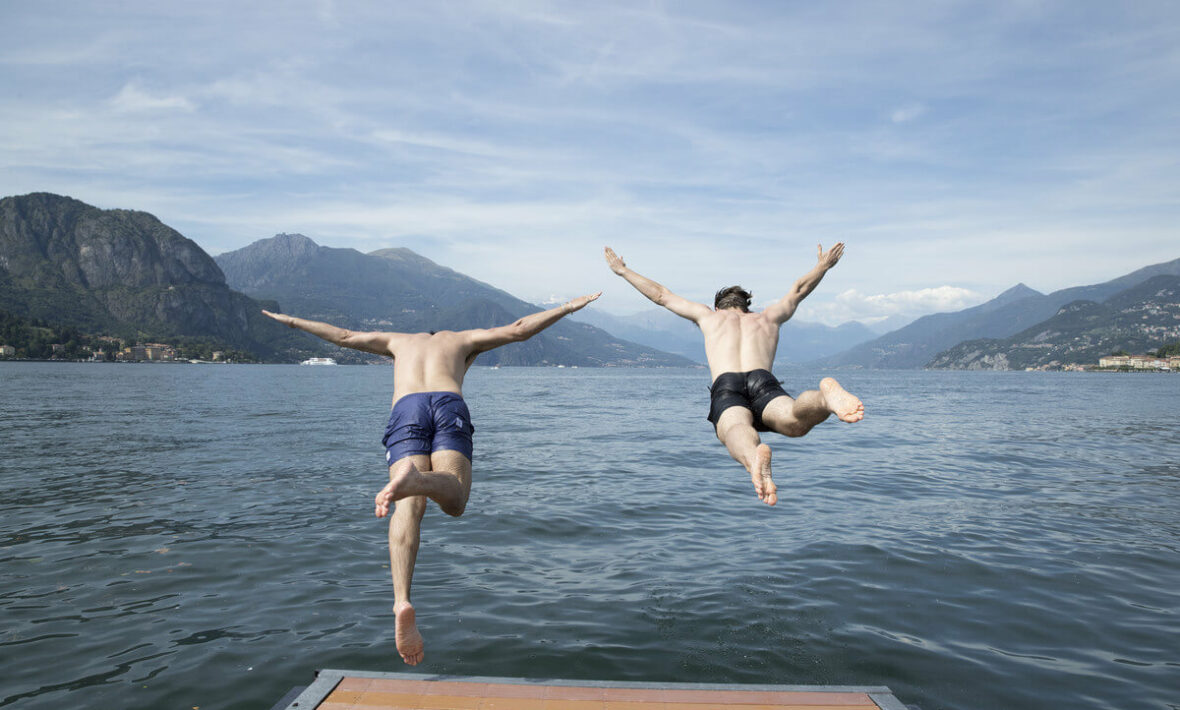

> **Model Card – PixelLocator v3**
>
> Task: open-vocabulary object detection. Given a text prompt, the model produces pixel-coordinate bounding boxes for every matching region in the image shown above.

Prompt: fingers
[567,292,602,310]
[604,246,625,272]
[262,309,295,327]
[818,242,845,264]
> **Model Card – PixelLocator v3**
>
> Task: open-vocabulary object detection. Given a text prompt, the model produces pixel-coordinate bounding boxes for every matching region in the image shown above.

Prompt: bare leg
[389,491,426,666]
[379,450,472,666]
[715,407,778,506]
[375,452,471,518]
[762,376,864,438]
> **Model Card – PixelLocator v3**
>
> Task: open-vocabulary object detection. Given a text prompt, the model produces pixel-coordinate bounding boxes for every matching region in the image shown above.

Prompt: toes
[763,478,777,505]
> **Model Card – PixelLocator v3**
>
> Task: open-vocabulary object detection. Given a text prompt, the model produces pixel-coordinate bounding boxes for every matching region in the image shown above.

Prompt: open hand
[565,292,602,313]
[604,247,627,275]
[261,309,296,328]
[817,242,845,269]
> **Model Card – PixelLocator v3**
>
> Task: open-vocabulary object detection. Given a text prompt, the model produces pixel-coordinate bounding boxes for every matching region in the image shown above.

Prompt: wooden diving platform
[271,670,910,710]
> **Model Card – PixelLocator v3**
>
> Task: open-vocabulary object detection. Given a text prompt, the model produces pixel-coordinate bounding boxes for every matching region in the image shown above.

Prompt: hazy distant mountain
[572,307,875,365]
[571,308,705,363]
[215,234,694,367]
[928,274,1180,370]
[776,320,877,365]
[0,193,306,357]
[817,257,1180,369]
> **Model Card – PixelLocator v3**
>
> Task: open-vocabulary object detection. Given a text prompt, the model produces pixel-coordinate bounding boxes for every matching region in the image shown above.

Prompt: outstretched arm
[762,242,844,325]
[604,247,712,323]
[466,292,601,353]
[262,310,400,356]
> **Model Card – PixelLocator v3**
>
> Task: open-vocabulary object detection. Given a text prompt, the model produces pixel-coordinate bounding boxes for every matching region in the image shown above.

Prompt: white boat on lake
[300,357,338,366]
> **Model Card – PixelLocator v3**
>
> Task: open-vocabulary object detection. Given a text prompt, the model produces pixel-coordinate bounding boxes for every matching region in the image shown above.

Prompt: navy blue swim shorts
[382,391,475,464]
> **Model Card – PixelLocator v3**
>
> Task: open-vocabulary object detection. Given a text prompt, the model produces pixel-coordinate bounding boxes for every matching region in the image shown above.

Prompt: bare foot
[375,459,421,518]
[749,444,777,506]
[820,377,864,423]
[394,600,424,665]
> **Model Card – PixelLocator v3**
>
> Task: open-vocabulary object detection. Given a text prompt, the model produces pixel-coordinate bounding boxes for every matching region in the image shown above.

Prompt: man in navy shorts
[605,244,864,507]
[264,291,599,666]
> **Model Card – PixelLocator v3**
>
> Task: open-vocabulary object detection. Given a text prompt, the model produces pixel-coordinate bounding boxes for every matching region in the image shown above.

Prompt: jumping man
[263,292,600,665]
[604,244,862,506]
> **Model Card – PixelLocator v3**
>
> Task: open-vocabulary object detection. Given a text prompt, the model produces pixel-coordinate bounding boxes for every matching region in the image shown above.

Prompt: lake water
[1,362,1178,710]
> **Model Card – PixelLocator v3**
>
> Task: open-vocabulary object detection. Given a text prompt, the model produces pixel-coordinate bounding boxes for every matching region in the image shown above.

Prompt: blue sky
[2,1,1178,326]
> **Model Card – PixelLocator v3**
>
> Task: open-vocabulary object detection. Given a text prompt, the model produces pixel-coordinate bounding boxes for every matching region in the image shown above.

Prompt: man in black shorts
[263,291,599,665]
[605,244,863,506]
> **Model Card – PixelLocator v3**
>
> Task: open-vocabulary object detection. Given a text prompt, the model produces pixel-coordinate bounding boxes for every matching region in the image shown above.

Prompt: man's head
[714,286,752,312]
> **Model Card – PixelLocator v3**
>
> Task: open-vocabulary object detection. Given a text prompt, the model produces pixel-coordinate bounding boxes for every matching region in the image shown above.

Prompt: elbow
[508,322,530,342]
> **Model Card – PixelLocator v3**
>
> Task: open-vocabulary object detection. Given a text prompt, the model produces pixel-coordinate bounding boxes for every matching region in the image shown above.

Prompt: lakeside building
[117,343,178,362]
[0,344,14,357]
[1098,354,1180,370]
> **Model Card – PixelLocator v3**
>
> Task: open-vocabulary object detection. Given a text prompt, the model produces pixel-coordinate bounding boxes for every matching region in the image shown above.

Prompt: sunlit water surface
[1,363,1178,709]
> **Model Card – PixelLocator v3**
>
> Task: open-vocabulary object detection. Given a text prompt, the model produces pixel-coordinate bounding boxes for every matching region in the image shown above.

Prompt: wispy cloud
[805,286,986,326]
[1,1,1177,324]
[109,82,195,113]
[890,103,926,124]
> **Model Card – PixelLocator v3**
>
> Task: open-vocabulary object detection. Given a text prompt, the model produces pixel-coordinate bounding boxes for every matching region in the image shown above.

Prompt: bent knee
[776,422,812,438]
[441,497,468,518]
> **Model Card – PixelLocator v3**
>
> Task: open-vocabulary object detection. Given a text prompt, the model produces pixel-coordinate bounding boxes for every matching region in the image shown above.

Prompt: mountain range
[0,194,691,366]
[0,193,309,358]
[817,257,1180,369]
[927,274,1180,370]
[572,307,876,365]
[3,192,1176,370]
[214,233,694,367]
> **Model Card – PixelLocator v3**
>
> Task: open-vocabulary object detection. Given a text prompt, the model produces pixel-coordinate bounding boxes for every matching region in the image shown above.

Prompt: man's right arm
[604,247,711,323]
[262,310,399,356]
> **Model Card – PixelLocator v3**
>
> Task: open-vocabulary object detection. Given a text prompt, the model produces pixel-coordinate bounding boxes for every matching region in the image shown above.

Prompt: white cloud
[890,103,926,123]
[109,82,194,113]
[804,286,986,326]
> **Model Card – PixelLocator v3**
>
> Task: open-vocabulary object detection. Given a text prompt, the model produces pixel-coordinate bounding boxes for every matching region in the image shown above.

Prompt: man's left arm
[262,310,400,356]
[762,242,844,325]
[465,293,601,353]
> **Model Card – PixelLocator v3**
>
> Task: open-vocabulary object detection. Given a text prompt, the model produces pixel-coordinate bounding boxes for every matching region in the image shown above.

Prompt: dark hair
[714,286,752,312]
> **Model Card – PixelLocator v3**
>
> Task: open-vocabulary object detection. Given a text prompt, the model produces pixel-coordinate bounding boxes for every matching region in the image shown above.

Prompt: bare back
[698,309,780,381]
[388,331,478,407]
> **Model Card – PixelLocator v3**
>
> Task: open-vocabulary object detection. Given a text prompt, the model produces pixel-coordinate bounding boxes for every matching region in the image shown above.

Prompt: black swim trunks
[707,369,790,432]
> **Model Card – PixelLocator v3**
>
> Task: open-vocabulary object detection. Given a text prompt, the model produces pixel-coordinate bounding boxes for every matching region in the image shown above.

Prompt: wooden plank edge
[313,669,896,695]
[275,669,345,710]
[868,690,912,710]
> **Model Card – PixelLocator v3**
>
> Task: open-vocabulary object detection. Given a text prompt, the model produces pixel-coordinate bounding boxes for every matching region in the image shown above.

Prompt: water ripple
[1,365,1178,710]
